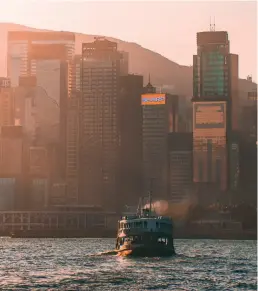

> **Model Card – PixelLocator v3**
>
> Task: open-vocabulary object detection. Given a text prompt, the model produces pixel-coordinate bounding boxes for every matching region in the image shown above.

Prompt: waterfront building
[168,132,193,203]
[80,38,128,210]
[192,30,239,195]
[141,92,178,199]
[118,74,143,208]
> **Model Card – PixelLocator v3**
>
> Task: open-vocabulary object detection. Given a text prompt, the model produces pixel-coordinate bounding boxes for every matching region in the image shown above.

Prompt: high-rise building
[178,96,193,133]
[192,30,239,194]
[241,90,257,140]
[0,76,13,127]
[8,32,75,182]
[66,94,79,204]
[29,43,69,180]
[0,126,24,210]
[71,55,82,93]
[168,133,193,203]
[65,55,82,204]
[27,146,49,209]
[118,74,143,208]
[80,38,128,209]
[141,92,179,200]
[144,76,156,94]
[0,87,14,127]
[0,77,11,88]
[7,31,75,89]
[193,31,239,128]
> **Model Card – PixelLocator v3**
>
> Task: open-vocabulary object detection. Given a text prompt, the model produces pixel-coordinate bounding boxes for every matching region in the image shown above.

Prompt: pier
[0,210,119,237]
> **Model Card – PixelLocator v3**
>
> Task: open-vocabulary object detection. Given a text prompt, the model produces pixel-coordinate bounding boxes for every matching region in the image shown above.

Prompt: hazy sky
[0,0,257,81]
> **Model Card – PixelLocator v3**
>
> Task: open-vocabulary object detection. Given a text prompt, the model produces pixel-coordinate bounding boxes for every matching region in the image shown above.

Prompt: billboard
[193,102,226,129]
[141,94,166,106]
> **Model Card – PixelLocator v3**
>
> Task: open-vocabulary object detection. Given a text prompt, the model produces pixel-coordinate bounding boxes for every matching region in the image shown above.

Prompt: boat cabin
[118,216,172,233]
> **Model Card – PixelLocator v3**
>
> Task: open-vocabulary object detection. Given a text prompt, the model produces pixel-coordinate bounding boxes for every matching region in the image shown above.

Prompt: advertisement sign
[194,102,226,129]
[141,94,166,106]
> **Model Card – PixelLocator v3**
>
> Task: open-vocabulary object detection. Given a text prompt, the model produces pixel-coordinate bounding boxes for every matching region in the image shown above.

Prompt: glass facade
[142,94,178,200]
[80,39,126,209]
[201,51,226,97]
[142,104,168,199]
[192,31,239,193]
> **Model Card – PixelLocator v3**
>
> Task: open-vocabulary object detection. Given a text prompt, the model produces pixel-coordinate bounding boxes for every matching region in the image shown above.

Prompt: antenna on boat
[149,178,153,214]
[137,197,142,216]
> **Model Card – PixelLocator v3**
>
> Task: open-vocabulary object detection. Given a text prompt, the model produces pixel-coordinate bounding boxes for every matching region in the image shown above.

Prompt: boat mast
[149,178,153,214]
[137,197,142,215]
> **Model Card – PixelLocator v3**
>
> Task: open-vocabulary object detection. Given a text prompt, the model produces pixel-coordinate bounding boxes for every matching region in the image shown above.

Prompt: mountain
[0,23,256,97]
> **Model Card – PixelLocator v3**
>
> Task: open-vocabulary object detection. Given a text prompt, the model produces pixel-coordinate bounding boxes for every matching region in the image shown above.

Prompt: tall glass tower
[192,30,239,199]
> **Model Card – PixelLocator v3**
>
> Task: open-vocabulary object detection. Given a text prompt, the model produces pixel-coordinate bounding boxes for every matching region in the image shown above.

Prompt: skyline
[0,0,257,81]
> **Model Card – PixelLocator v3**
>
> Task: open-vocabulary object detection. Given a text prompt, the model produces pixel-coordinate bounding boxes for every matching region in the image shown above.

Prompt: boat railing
[120,214,172,221]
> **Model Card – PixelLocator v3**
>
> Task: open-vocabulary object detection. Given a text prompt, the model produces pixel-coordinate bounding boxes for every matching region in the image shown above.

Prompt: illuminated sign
[194,102,226,129]
[141,94,166,105]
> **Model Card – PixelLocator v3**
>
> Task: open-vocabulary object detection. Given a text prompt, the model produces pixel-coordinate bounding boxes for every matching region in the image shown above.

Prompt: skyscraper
[8,31,75,179]
[0,76,13,127]
[118,74,143,208]
[0,87,14,127]
[7,31,75,89]
[141,92,179,200]
[0,125,23,210]
[168,132,193,203]
[80,38,128,209]
[66,55,82,205]
[192,30,239,195]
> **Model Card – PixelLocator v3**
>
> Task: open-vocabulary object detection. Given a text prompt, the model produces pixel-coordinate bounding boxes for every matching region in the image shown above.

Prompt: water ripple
[0,238,256,290]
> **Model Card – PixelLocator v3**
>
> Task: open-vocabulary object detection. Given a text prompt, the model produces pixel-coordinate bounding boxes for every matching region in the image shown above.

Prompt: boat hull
[116,245,175,257]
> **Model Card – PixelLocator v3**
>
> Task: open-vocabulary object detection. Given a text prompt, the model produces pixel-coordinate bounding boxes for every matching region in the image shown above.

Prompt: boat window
[133,235,139,243]
[158,237,168,245]
[144,221,147,228]
[156,222,159,228]
[135,221,143,228]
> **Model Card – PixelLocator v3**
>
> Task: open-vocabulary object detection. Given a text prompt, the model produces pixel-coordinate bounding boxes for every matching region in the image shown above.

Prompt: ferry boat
[115,193,175,257]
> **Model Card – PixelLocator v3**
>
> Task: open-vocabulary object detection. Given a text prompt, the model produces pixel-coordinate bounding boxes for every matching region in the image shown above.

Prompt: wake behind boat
[115,191,175,257]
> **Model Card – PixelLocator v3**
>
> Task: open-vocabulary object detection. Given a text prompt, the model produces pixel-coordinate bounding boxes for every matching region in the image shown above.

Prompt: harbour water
[0,238,256,290]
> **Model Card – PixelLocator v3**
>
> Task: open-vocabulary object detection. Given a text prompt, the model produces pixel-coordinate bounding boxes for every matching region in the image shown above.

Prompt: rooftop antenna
[148,73,151,84]
[210,16,215,31]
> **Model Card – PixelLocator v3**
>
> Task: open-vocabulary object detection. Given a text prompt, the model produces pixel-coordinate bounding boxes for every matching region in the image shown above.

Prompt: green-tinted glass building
[193,31,230,99]
[192,31,239,198]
